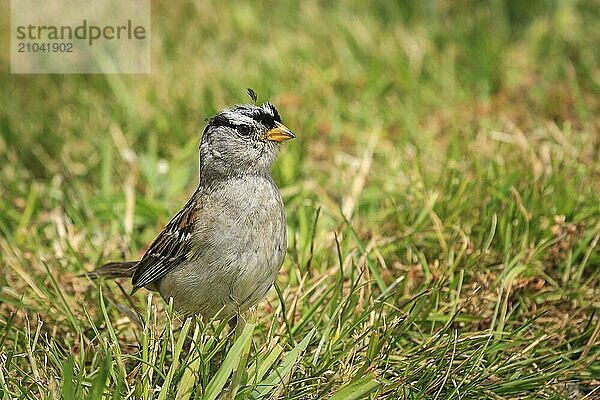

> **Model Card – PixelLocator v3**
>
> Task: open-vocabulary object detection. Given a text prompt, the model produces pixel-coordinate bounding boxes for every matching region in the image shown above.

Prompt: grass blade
[329,374,382,400]
[250,328,315,399]
[203,322,255,400]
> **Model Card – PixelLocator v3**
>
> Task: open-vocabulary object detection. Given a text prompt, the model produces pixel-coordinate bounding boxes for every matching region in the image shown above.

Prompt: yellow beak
[263,121,296,142]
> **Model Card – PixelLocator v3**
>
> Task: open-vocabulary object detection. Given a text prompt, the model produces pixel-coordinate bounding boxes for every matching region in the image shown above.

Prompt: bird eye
[237,125,251,136]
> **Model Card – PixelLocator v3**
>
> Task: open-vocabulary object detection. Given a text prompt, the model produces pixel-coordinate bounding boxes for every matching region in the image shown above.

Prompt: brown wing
[132,195,200,289]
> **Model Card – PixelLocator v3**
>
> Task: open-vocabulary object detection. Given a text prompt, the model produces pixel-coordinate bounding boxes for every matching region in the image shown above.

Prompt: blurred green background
[2,0,598,244]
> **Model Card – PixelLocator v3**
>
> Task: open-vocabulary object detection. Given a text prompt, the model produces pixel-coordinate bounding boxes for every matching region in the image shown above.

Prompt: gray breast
[157,175,286,317]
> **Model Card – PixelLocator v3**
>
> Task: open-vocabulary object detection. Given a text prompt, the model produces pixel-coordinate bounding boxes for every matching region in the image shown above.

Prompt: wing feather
[132,196,200,289]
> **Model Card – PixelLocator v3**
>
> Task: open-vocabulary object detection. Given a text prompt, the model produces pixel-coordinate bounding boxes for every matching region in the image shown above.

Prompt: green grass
[1,1,599,399]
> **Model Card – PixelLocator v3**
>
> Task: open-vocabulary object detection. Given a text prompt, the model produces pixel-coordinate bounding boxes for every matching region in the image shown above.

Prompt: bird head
[199,100,295,179]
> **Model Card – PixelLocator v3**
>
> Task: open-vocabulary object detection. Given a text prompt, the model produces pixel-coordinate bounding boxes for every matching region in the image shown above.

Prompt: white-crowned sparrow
[87,90,295,318]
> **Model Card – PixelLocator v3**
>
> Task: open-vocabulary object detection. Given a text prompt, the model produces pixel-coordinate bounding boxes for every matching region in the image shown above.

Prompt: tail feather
[82,261,138,279]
